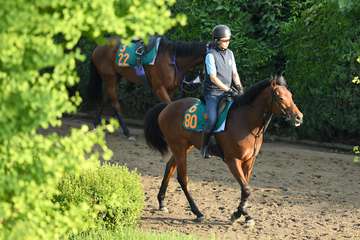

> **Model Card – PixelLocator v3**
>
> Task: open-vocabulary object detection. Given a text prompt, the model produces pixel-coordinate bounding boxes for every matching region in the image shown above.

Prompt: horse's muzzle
[292,112,303,127]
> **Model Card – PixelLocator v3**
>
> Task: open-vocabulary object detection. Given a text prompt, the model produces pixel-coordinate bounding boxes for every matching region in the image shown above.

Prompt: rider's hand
[225,88,237,97]
[235,84,244,95]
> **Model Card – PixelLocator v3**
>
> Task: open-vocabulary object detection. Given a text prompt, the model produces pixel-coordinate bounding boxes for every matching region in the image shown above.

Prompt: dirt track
[62,117,360,240]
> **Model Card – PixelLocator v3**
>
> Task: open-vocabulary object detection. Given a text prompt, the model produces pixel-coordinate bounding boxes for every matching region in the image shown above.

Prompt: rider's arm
[205,54,231,91]
[231,52,243,88]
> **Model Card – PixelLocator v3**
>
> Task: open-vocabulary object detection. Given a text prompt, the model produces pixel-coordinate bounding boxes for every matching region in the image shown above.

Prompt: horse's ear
[278,75,284,82]
[271,78,277,88]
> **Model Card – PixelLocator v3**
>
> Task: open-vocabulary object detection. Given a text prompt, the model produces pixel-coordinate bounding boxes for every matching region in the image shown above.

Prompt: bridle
[271,86,293,120]
[249,85,291,158]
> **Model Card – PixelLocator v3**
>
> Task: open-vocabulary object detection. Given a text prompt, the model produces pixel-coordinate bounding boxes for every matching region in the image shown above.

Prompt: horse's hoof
[194,215,205,223]
[230,213,241,223]
[245,218,255,227]
[159,207,169,213]
[127,136,136,141]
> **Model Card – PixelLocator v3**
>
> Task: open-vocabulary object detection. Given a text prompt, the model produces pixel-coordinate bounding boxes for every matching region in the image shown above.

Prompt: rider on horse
[201,24,244,159]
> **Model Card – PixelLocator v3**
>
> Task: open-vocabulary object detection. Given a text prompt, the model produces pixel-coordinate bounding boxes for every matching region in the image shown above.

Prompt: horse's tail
[87,57,103,104]
[144,103,168,155]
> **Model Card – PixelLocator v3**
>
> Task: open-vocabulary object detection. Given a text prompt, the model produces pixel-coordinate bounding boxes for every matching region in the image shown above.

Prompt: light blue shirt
[205,52,238,76]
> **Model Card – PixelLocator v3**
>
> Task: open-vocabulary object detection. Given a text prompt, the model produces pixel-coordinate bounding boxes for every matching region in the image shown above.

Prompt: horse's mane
[232,76,288,107]
[160,37,208,58]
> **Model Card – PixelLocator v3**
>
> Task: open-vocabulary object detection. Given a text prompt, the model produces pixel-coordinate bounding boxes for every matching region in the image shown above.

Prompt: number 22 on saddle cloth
[115,38,161,67]
[182,99,233,133]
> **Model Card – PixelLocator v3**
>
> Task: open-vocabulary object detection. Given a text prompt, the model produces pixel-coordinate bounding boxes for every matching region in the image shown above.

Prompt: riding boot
[200,131,212,159]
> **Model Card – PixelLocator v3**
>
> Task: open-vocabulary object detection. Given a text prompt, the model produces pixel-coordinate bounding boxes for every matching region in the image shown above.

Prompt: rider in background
[201,24,244,159]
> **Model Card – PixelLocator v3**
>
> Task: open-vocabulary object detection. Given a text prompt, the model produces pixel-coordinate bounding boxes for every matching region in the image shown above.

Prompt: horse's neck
[176,43,207,71]
[176,55,204,72]
[242,88,272,133]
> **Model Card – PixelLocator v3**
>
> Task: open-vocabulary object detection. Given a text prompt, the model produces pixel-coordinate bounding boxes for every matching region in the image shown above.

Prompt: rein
[171,54,184,92]
[250,112,273,158]
[249,87,283,158]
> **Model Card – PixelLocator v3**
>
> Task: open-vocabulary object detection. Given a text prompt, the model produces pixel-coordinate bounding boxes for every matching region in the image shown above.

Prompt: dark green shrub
[281,0,360,141]
[56,165,144,230]
[171,0,276,84]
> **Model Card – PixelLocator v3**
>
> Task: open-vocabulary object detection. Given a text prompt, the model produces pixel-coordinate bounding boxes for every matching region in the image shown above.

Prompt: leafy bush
[171,0,276,83]
[354,146,359,163]
[281,0,360,141]
[0,0,182,239]
[70,227,205,240]
[56,165,144,230]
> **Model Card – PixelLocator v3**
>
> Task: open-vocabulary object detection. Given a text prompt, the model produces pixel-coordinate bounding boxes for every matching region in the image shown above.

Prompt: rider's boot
[200,130,212,159]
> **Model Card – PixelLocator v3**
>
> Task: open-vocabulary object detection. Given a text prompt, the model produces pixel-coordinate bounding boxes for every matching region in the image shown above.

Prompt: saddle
[115,37,161,67]
[182,96,233,133]
[133,37,158,55]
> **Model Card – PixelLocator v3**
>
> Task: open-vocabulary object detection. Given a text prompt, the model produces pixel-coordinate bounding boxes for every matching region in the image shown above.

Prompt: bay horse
[89,37,209,138]
[144,75,303,224]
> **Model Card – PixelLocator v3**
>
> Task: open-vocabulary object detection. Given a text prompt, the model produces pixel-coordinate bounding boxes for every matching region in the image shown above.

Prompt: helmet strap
[214,40,227,51]
[216,45,226,52]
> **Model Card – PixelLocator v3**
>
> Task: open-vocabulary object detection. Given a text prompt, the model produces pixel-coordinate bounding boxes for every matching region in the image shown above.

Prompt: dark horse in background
[89,37,209,138]
[144,75,303,225]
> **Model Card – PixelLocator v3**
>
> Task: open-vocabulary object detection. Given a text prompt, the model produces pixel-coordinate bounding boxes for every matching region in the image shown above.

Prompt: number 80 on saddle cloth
[182,99,233,133]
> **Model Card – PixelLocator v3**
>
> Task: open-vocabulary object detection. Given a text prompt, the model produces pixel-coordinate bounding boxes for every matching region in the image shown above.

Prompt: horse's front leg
[231,185,254,225]
[226,158,255,226]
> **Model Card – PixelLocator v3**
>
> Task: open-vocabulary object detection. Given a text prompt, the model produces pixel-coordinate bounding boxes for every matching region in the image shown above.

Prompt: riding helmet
[212,25,231,40]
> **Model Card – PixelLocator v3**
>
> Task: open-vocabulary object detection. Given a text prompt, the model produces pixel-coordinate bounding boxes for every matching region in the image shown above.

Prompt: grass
[69,227,210,240]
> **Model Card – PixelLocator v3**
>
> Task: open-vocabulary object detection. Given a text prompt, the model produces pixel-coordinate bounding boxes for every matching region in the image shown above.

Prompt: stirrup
[200,130,212,159]
[201,147,210,159]
[201,145,211,159]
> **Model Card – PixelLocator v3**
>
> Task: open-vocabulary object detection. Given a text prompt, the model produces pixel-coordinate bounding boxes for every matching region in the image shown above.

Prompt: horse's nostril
[295,115,303,124]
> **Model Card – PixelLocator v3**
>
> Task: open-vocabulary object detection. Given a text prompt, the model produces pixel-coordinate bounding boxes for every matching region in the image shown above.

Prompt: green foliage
[353,57,359,161]
[56,165,144,230]
[354,146,359,163]
[0,125,113,239]
[70,227,205,240]
[171,0,276,83]
[0,0,182,239]
[353,57,360,85]
[281,0,360,141]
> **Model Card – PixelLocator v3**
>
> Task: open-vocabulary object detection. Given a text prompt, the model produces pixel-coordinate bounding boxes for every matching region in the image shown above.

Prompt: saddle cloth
[182,98,233,132]
[115,37,161,67]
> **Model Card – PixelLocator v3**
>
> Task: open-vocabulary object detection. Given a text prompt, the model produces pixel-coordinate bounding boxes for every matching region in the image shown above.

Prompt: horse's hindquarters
[158,98,203,150]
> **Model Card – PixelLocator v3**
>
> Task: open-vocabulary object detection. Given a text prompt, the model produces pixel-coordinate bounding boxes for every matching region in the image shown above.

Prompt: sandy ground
[60,117,360,240]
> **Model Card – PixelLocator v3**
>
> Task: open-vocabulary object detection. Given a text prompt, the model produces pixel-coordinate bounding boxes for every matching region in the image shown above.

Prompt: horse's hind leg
[94,90,107,126]
[157,154,176,212]
[102,73,131,137]
[173,147,204,222]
